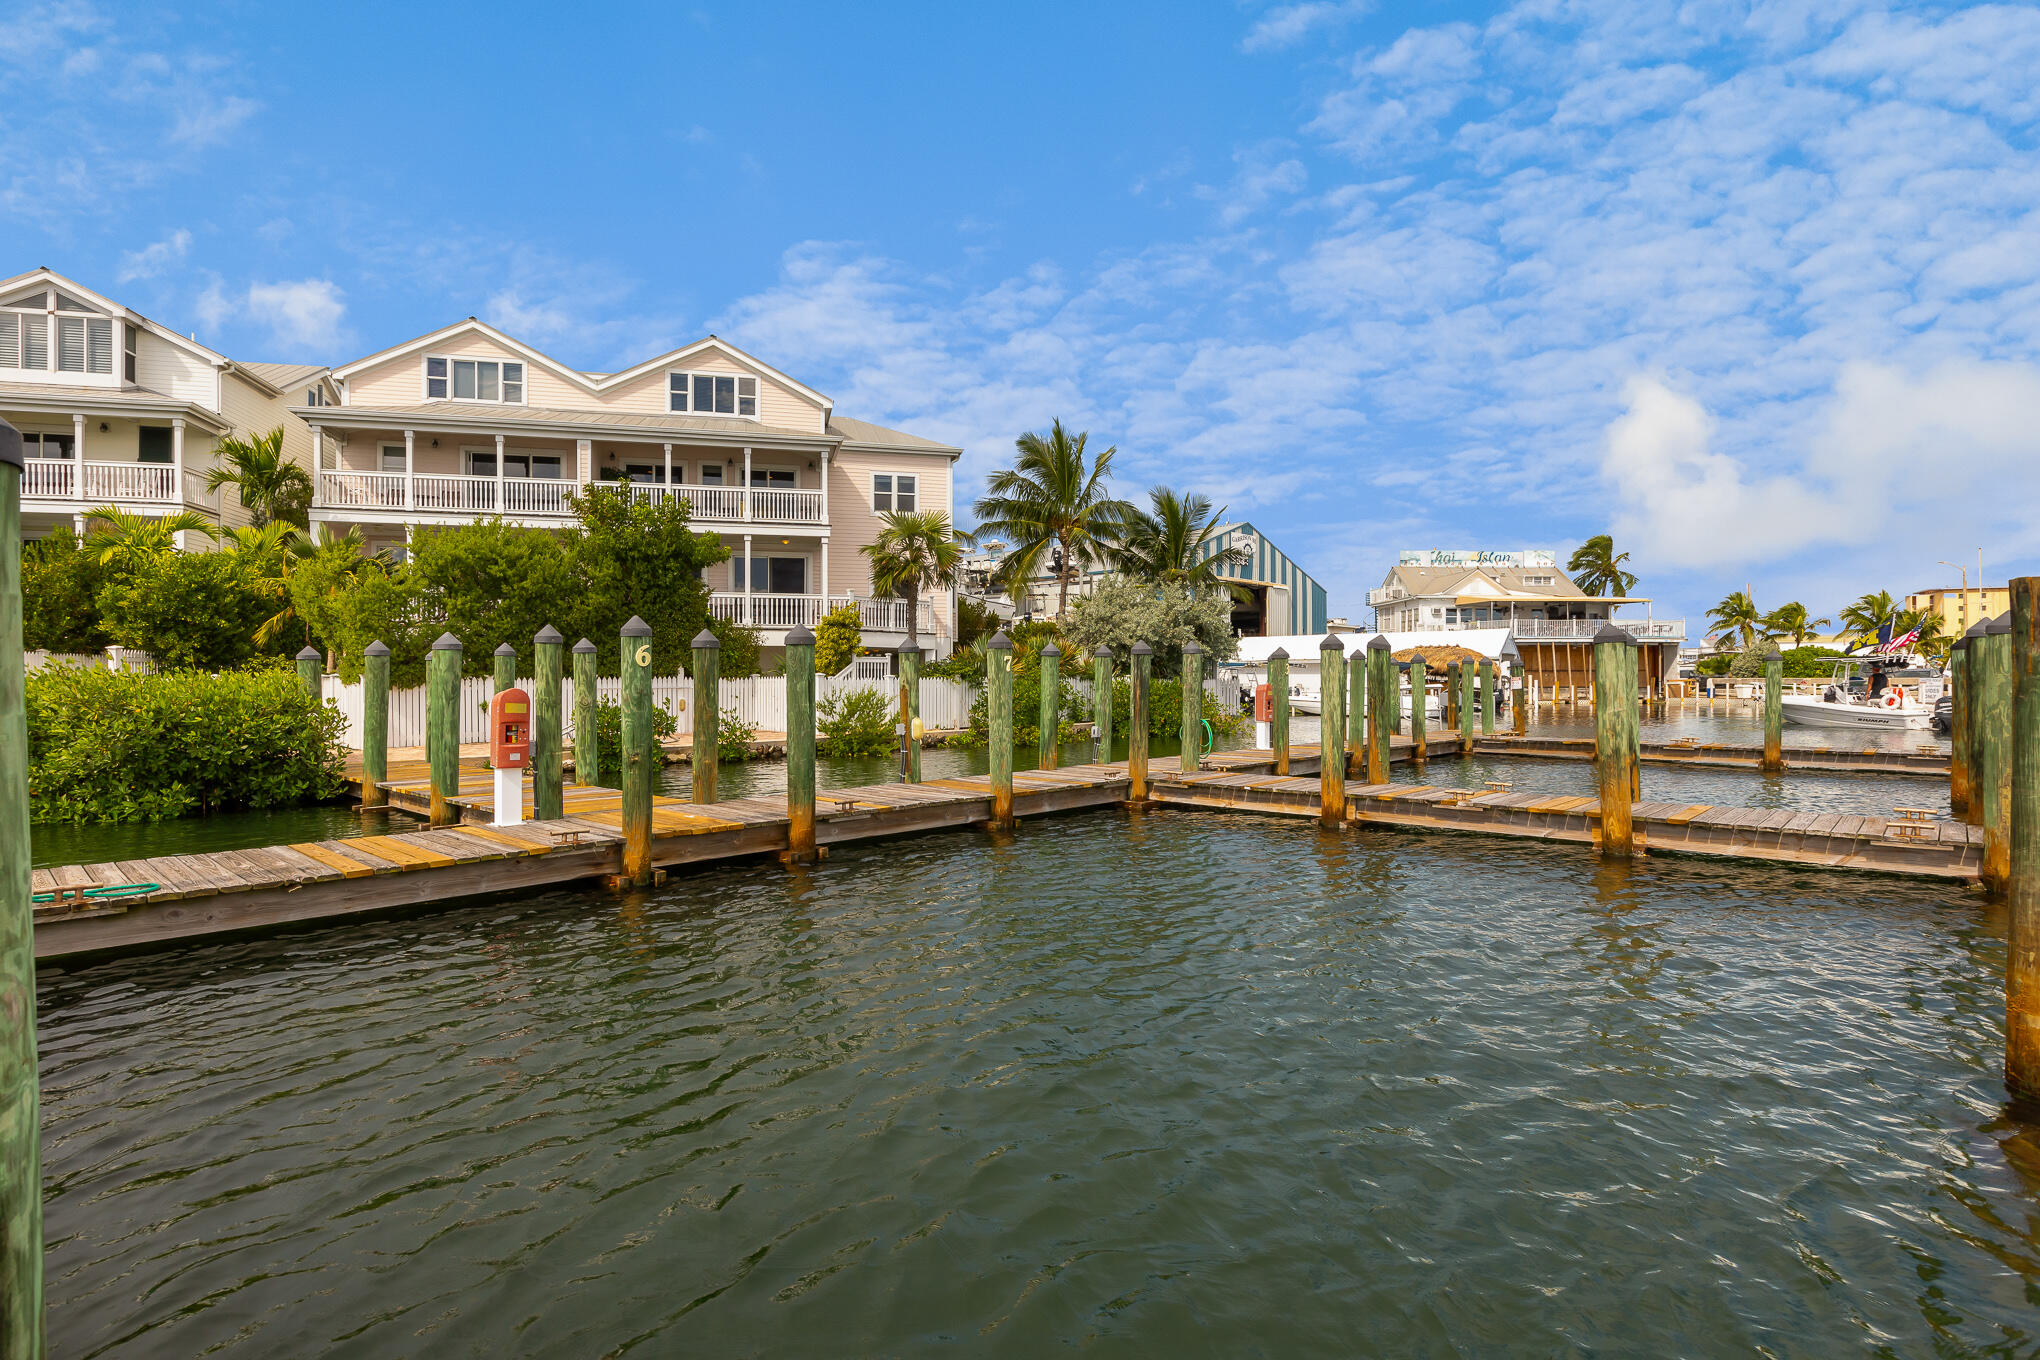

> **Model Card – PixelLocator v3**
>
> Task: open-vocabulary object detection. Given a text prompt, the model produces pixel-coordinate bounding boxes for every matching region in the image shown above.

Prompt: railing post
[1593,624,1635,858]
[1269,647,1291,776]
[1762,645,1783,773]
[1367,635,1392,783]
[1514,660,1528,736]
[1128,642,1151,801]
[1408,654,1428,766]
[1179,640,1201,776]
[534,626,563,821]
[785,624,819,861]
[898,645,922,782]
[692,629,721,802]
[1480,658,1495,736]
[0,426,46,1358]
[361,640,389,809]
[1950,635,1972,818]
[1982,613,2015,891]
[621,615,654,886]
[296,645,321,705]
[987,630,1015,827]
[573,638,599,787]
[427,632,462,827]
[1319,634,1347,826]
[1092,646,1113,765]
[1039,641,1061,771]
[2007,578,2040,1097]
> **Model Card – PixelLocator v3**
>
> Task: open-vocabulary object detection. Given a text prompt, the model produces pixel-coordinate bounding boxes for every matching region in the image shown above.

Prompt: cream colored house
[1,267,330,546]
[305,320,961,655]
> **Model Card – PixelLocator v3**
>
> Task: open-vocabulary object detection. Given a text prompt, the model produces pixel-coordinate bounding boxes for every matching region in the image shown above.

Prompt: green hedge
[27,664,348,823]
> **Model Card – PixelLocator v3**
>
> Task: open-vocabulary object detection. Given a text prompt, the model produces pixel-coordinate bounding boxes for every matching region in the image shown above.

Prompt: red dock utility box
[490,687,531,768]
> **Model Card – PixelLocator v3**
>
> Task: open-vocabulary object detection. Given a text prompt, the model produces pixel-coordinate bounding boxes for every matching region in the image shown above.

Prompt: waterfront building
[304,319,962,658]
[0,267,329,544]
[1367,549,1685,697]
[1904,584,2007,639]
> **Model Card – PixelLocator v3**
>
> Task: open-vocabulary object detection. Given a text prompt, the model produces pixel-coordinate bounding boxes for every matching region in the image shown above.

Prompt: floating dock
[1202,735,1949,780]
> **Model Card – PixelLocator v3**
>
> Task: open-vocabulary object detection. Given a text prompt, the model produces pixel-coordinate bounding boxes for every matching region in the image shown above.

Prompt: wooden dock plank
[288,841,378,878]
[348,834,453,871]
[312,839,405,875]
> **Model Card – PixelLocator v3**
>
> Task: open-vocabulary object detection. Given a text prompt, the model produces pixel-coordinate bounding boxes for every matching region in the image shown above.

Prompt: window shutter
[87,318,112,374]
[22,316,46,369]
[0,315,17,368]
[57,316,85,372]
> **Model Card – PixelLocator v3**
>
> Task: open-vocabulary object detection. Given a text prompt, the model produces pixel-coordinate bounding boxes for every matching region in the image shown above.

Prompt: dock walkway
[1201,735,1949,779]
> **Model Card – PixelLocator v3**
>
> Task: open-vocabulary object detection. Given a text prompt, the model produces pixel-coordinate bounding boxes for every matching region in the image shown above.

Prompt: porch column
[820,536,829,602]
[494,433,505,511]
[404,430,415,510]
[742,446,752,520]
[742,533,754,626]
[73,414,85,462]
[662,443,672,492]
[172,417,187,509]
[819,447,830,524]
[72,513,85,536]
[577,438,592,487]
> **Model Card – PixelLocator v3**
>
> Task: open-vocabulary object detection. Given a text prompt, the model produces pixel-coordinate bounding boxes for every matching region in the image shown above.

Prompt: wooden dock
[1201,734,1949,780]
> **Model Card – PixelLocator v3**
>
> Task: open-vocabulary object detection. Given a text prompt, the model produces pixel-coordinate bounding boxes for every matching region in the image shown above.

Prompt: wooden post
[1457,654,1475,754]
[1269,647,1291,776]
[1039,641,1061,771]
[785,623,819,860]
[1513,660,1528,736]
[1593,624,1635,857]
[360,640,389,809]
[493,642,516,695]
[1479,658,1495,736]
[898,645,922,783]
[620,616,654,886]
[572,638,599,787]
[1961,619,1990,825]
[1319,634,1347,827]
[1387,647,1401,736]
[1347,639,1366,775]
[1445,661,1459,731]
[533,626,564,821]
[1627,636,1643,800]
[1408,655,1428,765]
[1180,640,1202,776]
[1981,613,2015,891]
[1129,642,1151,801]
[0,434,45,1357]
[1762,645,1784,772]
[2007,578,2040,1097]
[1092,646,1113,766]
[1950,637,1972,818]
[1367,635,1392,784]
[427,632,461,827]
[296,645,321,704]
[691,629,720,803]
[988,630,1015,827]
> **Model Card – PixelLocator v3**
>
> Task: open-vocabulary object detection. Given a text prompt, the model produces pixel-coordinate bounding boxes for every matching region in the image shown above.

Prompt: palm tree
[971,419,1131,617]
[84,506,216,572]
[1566,535,1638,597]
[204,425,313,528]
[1707,589,1763,650]
[1838,590,1898,647]
[860,510,970,653]
[1759,601,1831,647]
[1894,606,1949,662]
[1108,486,1251,596]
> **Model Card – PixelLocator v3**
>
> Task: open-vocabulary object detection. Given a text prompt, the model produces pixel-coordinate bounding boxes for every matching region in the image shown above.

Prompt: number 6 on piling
[634,644,650,667]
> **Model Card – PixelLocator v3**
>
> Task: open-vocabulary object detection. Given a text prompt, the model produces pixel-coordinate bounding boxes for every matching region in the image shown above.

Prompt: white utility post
[493,763,524,828]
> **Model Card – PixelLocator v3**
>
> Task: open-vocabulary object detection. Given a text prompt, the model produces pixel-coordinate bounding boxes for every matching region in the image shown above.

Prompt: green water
[37,813,2040,1355]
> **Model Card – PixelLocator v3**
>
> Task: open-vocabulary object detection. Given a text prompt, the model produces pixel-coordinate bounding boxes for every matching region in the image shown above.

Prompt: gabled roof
[0,267,230,371]
[240,362,328,392]
[827,415,960,456]
[599,334,832,408]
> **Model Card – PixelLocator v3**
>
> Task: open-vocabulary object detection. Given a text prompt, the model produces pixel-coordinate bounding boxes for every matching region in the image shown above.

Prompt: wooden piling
[0,439,45,1356]
[1458,656,1475,754]
[691,629,720,803]
[988,630,1015,828]
[427,632,461,827]
[1180,640,1202,776]
[1408,655,1428,765]
[572,638,599,787]
[1269,647,1290,776]
[1950,637,1971,818]
[1367,634,1392,785]
[1513,660,1529,735]
[1040,641,1061,771]
[1982,614,2015,890]
[533,626,564,821]
[1129,642,1151,802]
[1445,661,1459,731]
[493,642,516,695]
[1319,634,1347,828]
[1961,620,1990,824]
[2008,579,2040,1097]
[620,616,654,886]
[1593,624,1636,858]
[296,645,321,704]
[1092,646,1113,767]
[1480,659,1495,735]
[899,645,922,783]
[360,640,389,809]
[1347,640,1366,774]
[1762,645,1783,772]
[785,623,819,860]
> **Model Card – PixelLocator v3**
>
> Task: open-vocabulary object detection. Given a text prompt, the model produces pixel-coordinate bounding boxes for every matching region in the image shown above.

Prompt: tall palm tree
[1566,534,1638,597]
[205,425,313,528]
[1759,601,1831,647]
[971,419,1131,617]
[1108,486,1251,595]
[1894,606,1949,662]
[1838,590,1898,647]
[1707,589,1763,650]
[84,506,216,572]
[860,510,970,653]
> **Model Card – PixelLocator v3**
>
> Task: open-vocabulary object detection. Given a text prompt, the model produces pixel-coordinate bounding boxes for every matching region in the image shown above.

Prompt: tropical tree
[971,419,1131,617]
[1759,601,1831,646]
[1107,486,1251,596]
[1566,534,1638,597]
[83,506,216,572]
[860,510,970,653]
[204,425,313,528]
[1706,589,1763,650]
[1894,607,1949,661]
[1838,590,1898,646]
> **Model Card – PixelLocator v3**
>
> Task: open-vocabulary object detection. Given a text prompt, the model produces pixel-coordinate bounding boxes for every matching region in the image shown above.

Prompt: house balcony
[22,459,215,514]
[1512,617,1685,641]
[312,471,826,527]
[708,592,938,636]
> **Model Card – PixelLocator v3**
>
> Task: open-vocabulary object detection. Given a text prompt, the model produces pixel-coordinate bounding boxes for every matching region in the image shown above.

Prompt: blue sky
[9,0,2040,632]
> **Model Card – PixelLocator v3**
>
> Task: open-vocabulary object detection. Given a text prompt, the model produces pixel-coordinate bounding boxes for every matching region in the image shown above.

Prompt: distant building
[1905,585,2007,638]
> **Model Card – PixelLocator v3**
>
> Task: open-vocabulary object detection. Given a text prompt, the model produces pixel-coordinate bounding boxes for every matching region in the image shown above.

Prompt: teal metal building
[1192,521,1329,637]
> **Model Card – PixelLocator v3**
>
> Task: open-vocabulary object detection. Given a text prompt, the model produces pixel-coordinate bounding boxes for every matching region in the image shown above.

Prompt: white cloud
[117,228,190,281]
[1241,1,1372,54]
[1194,144,1307,225]
[168,93,259,148]
[194,279,347,356]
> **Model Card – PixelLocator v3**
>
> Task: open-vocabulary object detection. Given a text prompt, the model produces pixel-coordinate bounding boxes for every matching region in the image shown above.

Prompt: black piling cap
[1320,634,1345,652]
[898,643,922,656]
[691,628,721,649]
[1988,612,2013,635]
[1182,639,1202,655]
[1041,642,1061,657]
[622,616,652,637]
[987,630,1013,650]
[1130,641,1153,656]
[535,625,563,645]
[1269,646,1289,660]
[296,645,321,660]
[494,643,516,657]
[1094,645,1114,660]
[1367,634,1390,652]
[1409,652,1426,669]
[573,638,597,654]
[431,632,462,651]
[0,416,21,470]
[1965,619,1990,639]
[1591,623,1634,644]
[785,624,816,646]
[365,640,390,657]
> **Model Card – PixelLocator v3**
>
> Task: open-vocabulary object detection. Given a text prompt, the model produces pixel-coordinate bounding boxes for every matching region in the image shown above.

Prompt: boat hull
[1779,697,1932,730]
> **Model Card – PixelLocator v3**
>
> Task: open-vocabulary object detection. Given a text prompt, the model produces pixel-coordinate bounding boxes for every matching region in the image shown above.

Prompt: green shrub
[22,528,106,653]
[964,670,1083,748]
[814,602,863,677]
[26,664,347,823]
[1782,646,1842,678]
[1108,676,1245,739]
[718,712,760,764]
[819,688,897,757]
[590,696,678,779]
[98,549,275,671]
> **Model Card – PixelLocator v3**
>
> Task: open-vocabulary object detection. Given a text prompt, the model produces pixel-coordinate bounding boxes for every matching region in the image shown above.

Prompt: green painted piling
[1445,662,1459,732]
[296,645,321,704]
[1347,641,1366,774]
[1762,646,1783,772]
[691,629,720,803]
[621,616,654,885]
[988,631,1015,827]
[1961,620,1990,825]
[1092,647,1113,766]
[1950,639,1971,818]
[899,645,922,783]
[785,624,819,860]
[1180,641,1202,776]
[1040,642,1061,771]
[533,626,563,821]
[1480,659,1495,736]
[360,640,389,809]
[573,639,599,787]
[1593,624,1636,858]
[2008,580,2040,1096]
[1458,657,1475,754]
[1514,661,1528,735]
[1387,648,1402,736]
[1269,647,1291,776]
[1982,614,2015,891]
[1319,635,1347,827]
[0,433,46,1358]
[493,642,516,695]
[1367,635,1392,784]
[1129,642,1152,801]
[1408,655,1428,764]
[427,632,461,827]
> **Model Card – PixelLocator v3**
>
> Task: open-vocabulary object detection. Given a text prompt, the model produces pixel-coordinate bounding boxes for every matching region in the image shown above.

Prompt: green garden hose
[31,882,160,905]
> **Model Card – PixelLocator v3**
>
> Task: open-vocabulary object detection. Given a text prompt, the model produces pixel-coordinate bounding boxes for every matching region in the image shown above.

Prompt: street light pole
[1941,560,1970,637]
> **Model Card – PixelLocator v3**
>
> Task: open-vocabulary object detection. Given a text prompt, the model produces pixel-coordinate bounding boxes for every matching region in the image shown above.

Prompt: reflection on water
[37,816,2039,1356]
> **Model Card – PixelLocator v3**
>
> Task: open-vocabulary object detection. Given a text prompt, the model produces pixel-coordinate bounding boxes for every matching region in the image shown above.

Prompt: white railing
[855,596,937,633]
[23,459,181,503]
[501,477,576,516]
[23,459,74,499]
[1367,587,1405,606]
[411,474,499,514]
[625,484,746,520]
[706,593,943,635]
[314,472,821,526]
[1512,617,1686,641]
[318,470,408,510]
[748,487,825,524]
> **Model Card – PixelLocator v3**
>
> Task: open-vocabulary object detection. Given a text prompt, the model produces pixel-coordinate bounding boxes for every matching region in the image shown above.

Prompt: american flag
[1872,624,1921,655]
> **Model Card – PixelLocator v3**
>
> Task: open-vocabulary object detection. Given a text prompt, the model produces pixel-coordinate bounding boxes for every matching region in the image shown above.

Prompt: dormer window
[0,287,113,376]
[669,370,758,417]
[426,355,524,403]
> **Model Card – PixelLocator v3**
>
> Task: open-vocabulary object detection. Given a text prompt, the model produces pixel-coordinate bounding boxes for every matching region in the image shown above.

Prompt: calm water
[37,814,2040,1356]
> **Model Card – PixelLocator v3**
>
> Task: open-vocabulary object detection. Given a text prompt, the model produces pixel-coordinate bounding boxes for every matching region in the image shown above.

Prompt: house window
[669,371,758,417]
[698,464,724,485]
[468,451,563,478]
[872,473,917,512]
[732,556,807,592]
[21,432,74,459]
[306,386,328,407]
[749,467,796,488]
[427,355,524,403]
[380,444,407,473]
[123,325,137,382]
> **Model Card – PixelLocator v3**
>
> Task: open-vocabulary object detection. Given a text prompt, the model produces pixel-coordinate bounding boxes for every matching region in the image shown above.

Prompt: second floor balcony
[313,470,825,526]
[1387,614,1686,642]
[709,592,938,636]
[23,457,215,512]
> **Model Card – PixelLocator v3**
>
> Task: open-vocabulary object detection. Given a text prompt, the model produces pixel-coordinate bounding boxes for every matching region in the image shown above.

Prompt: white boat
[1779,658,1937,730]
[1284,684,1441,720]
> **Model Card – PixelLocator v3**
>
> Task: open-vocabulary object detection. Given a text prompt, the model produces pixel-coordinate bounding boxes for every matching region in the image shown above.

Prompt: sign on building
[1398,549,1557,568]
